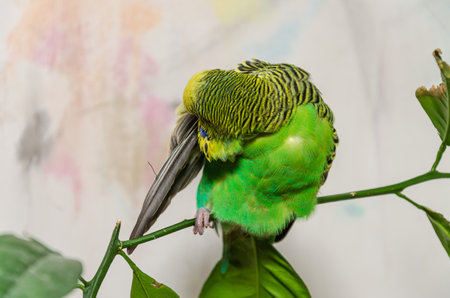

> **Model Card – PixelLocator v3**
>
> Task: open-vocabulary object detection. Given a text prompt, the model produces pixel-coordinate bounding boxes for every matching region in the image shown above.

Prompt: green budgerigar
[128,59,338,254]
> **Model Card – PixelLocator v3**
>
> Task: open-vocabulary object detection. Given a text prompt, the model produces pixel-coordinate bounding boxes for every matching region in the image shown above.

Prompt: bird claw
[193,207,214,235]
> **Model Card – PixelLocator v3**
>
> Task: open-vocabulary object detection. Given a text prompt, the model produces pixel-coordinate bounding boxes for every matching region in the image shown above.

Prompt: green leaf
[423,208,450,257]
[416,49,450,145]
[199,236,311,298]
[397,193,450,258]
[0,234,82,298]
[130,266,179,298]
[416,85,449,142]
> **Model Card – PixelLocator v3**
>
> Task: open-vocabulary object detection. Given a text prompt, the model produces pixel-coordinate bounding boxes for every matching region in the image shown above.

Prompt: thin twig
[395,192,426,211]
[76,284,85,291]
[78,276,88,286]
[122,218,196,249]
[84,170,449,296]
[317,171,450,204]
[431,49,450,171]
[117,250,139,271]
[432,144,447,171]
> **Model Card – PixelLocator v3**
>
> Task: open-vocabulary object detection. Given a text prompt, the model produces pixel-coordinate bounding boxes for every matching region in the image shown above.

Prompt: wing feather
[128,113,203,254]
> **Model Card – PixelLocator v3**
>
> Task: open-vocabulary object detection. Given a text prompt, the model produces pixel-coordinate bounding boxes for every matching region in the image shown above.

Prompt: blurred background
[1,0,449,297]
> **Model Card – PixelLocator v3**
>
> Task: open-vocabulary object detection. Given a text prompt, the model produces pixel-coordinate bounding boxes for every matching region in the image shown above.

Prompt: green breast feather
[185,59,338,236]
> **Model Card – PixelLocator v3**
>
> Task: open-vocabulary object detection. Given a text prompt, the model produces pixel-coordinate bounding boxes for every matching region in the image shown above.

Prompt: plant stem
[117,250,139,271]
[84,169,449,296]
[431,49,450,171]
[395,192,426,211]
[84,220,122,298]
[82,219,197,297]
[121,218,196,249]
[317,171,450,204]
[79,276,88,286]
[77,284,85,291]
[432,143,447,171]
[121,171,450,250]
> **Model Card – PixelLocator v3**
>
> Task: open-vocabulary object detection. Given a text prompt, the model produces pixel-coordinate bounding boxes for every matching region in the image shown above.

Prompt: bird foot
[193,207,214,235]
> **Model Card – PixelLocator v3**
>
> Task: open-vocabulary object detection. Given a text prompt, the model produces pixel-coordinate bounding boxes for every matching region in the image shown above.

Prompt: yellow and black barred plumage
[185,60,334,135]
[234,59,339,184]
[183,59,338,167]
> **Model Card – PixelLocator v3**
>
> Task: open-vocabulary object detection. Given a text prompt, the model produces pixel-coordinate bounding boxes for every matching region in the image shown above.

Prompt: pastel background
[1,0,449,297]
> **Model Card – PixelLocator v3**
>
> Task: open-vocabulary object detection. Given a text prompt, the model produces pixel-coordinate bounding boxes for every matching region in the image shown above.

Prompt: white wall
[0,0,449,297]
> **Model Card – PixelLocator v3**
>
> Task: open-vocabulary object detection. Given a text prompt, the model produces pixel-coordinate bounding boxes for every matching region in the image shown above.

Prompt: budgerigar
[128,59,338,255]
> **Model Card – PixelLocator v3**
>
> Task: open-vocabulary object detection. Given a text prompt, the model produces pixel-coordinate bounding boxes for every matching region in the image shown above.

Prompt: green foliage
[416,84,449,143]
[117,249,179,298]
[397,192,450,258]
[0,234,82,298]
[412,49,450,257]
[199,236,311,298]
[131,266,179,298]
[416,49,450,145]
[424,208,450,257]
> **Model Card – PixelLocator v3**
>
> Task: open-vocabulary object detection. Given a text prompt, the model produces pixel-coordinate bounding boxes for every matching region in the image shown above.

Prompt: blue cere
[199,126,209,139]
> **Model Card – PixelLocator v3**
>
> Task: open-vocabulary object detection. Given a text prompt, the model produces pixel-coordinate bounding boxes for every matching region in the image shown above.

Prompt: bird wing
[127,111,204,254]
